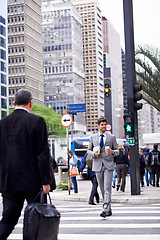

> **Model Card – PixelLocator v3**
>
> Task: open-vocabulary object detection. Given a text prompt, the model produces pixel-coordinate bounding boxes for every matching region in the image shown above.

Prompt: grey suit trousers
[96,163,113,212]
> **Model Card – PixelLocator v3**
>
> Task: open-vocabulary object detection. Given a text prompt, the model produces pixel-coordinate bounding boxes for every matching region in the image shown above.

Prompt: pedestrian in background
[80,153,99,205]
[143,148,152,186]
[0,89,51,240]
[114,145,130,192]
[69,150,78,193]
[87,117,119,218]
[112,166,117,188]
[139,149,146,187]
[148,144,160,187]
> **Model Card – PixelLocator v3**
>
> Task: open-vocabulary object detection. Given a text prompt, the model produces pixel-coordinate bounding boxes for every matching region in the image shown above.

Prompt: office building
[0,0,8,119]
[42,0,86,133]
[7,0,44,108]
[138,102,159,147]
[72,0,104,133]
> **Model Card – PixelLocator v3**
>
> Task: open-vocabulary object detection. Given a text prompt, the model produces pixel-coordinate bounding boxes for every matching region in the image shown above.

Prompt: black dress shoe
[96,199,99,204]
[100,211,106,218]
[116,185,120,191]
[89,202,96,205]
[105,210,112,217]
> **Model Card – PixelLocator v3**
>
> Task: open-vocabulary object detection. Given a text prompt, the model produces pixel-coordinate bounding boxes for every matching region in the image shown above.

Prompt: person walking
[139,149,146,187]
[148,144,160,187]
[87,117,119,218]
[114,145,130,192]
[80,153,99,205]
[112,166,117,188]
[0,89,51,240]
[143,148,152,186]
[69,150,78,193]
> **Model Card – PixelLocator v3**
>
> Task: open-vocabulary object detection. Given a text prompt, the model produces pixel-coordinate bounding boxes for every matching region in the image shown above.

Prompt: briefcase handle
[32,190,52,204]
[40,190,52,204]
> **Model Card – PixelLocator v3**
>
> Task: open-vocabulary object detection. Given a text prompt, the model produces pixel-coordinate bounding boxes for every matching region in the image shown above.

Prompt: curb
[50,192,160,204]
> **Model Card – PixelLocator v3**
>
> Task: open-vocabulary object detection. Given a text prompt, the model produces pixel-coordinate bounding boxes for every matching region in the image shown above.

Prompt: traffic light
[133,84,143,111]
[104,84,110,97]
[123,114,133,136]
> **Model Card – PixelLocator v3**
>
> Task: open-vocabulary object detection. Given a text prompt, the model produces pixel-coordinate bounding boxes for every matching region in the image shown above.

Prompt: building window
[1,86,7,97]
[1,74,6,84]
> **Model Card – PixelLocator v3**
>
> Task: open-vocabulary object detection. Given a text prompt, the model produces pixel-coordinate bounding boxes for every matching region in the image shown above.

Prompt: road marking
[61,209,160,214]
[8,234,160,240]
[58,235,160,240]
[59,223,160,228]
[60,216,160,220]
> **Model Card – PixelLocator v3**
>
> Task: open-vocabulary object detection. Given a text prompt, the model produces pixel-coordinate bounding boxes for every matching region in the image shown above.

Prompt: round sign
[60,113,73,128]
[106,124,112,131]
[107,130,112,134]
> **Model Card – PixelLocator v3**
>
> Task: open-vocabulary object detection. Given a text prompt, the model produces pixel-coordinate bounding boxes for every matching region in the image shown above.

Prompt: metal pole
[67,127,70,195]
[71,114,74,141]
[123,0,140,195]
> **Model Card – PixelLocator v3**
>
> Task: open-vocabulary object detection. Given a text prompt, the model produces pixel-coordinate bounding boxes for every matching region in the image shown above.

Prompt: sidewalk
[50,173,160,204]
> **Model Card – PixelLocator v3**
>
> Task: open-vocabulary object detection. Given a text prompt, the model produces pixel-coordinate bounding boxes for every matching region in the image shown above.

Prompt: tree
[135,45,160,111]
[9,104,66,136]
[32,104,66,136]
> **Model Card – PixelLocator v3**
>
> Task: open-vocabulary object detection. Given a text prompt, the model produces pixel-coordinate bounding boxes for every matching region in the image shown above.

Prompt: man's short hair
[15,89,32,106]
[97,117,107,125]
[153,144,158,150]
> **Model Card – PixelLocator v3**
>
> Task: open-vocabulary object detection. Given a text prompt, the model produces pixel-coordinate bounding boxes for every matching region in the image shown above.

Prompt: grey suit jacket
[87,132,119,172]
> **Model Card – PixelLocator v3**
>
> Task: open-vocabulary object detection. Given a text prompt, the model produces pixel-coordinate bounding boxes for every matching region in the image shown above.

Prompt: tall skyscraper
[72,0,104,133]
[7,0,44,108]
[0,0,8,119]
[42,0,86,133]
[102,17,124,138]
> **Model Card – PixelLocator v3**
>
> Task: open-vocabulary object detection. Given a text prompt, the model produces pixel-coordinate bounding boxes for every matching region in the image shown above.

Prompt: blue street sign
[69,104,85,113]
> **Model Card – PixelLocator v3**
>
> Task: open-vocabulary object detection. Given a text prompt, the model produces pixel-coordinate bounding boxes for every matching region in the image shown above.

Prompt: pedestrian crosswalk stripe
[61,209,160,214]
[8,234,160,240]
[14,223,160,228]
[8,235,21,239]
[58,235,160,240]
[16,215,160,222]
[60,216,160,220]
[59,223,160,228]
[56,205,159,209]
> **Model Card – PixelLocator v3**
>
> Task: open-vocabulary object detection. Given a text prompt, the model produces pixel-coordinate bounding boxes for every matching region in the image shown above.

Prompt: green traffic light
[126,124,132,132]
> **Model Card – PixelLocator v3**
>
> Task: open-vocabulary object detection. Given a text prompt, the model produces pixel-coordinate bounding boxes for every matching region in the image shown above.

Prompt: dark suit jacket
[0,109,50,194]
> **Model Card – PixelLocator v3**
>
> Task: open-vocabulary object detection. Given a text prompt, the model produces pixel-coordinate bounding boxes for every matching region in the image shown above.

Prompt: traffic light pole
[123,0,140,195]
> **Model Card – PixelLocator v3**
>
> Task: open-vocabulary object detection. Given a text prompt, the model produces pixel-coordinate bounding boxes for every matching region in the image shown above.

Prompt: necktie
[100,134,104,149]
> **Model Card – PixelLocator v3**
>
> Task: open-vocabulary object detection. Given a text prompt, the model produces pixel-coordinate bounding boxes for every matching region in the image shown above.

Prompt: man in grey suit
[87,117,119,217]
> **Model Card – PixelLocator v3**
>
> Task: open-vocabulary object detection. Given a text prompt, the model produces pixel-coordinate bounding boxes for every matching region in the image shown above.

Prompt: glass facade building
[0,0,8,119]
[42,0,85,132]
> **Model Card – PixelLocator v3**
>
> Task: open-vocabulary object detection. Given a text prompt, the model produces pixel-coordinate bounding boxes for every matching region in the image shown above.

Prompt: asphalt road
[0,198,160,240]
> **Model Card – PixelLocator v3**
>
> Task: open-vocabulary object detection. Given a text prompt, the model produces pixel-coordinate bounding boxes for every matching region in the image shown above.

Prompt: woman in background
[69,150,78,193]
[114,145,130,192]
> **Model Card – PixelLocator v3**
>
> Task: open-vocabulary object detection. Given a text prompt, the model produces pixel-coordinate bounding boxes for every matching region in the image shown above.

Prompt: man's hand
[105,148,114,155]
[42,184,51,194]
[80,173,83,178]
[94,150,100,158]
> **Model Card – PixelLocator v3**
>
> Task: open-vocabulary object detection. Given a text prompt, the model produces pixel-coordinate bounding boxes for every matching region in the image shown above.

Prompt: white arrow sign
[60,113,73,128]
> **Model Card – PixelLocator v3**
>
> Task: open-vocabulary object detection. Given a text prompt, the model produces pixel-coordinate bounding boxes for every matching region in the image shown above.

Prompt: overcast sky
[98,0,160,50]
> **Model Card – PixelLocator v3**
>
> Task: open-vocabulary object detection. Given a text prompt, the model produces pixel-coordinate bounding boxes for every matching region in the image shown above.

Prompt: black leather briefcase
[23,191,61,240]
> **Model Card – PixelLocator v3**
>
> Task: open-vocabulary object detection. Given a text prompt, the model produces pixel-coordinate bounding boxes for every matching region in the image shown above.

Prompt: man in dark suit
[87,117,119,218]
[0,89,51,240]
[80,153,99,205]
